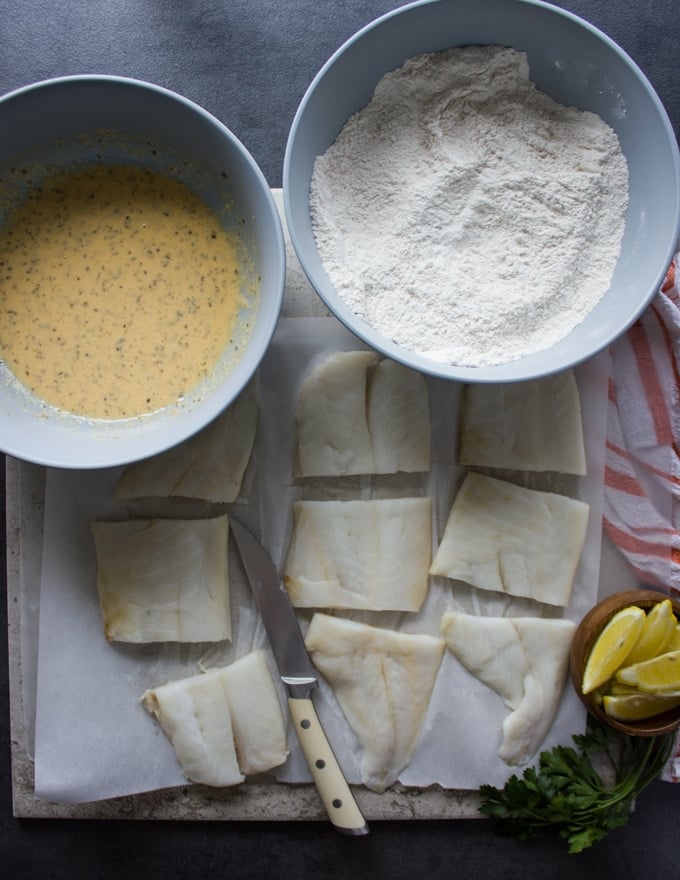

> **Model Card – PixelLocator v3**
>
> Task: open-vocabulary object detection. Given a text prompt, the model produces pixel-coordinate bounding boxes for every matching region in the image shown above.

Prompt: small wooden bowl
[569,589,680,736]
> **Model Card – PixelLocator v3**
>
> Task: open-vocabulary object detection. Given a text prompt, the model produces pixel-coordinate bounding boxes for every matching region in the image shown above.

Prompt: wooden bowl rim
[570,589,680,736]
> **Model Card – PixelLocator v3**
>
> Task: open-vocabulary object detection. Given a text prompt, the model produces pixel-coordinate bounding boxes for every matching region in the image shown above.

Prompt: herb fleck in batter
[0,164,249,418]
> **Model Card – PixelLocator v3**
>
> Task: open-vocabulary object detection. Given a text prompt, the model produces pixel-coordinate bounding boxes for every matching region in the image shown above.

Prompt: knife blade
[229,517,369,836]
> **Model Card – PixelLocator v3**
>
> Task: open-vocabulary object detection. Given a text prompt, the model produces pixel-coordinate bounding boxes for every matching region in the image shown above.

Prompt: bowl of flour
[283,0,680,381]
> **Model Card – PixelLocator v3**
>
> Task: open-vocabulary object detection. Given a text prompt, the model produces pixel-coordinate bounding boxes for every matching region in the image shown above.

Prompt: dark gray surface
[1,1,679,877]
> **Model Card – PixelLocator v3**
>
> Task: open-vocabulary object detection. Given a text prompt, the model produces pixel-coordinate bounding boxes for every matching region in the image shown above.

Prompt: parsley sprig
[478,716,677,853]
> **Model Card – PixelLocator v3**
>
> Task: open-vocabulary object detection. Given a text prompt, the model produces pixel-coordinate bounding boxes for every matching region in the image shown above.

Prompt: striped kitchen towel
[602,250,680,782]
[603,251,679,596]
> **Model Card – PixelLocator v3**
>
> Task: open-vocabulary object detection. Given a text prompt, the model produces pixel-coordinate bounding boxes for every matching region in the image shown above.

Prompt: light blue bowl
[0,76,285,468]
[284,0,680,382]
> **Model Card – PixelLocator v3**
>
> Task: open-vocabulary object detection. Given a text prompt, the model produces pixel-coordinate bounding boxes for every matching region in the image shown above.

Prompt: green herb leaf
[478,715,676,853]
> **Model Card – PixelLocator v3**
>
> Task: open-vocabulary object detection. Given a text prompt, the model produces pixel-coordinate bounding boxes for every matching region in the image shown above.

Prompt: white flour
[310,46,629,367]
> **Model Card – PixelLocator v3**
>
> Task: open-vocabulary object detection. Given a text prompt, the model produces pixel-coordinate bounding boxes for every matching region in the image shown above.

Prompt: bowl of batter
[283,0,680,382]
[0,75,285,468]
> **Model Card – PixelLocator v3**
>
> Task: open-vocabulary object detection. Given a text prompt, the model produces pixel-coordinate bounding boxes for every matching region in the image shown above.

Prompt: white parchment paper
[33,315,609,803]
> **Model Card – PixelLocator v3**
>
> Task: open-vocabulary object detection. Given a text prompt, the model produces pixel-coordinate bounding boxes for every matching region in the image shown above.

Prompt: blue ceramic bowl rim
[0,74,286,468]
[283,0,680,383]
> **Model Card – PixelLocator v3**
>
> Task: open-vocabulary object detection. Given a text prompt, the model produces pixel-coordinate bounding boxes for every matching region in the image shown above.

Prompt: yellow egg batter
[0,164,250,419]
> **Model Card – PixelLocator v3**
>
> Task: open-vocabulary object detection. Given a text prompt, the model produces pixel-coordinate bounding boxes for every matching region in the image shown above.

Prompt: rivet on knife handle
[288,696,369,835]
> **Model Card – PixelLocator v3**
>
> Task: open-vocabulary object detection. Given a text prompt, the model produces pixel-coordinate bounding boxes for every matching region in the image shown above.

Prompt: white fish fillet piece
[367,358,431,474]
[142,669,243,787]
[295,350,377,477]
[218,650,289,776]
[440,612,576,765]
[304,613,445,792]
[141,649,288,786]
[430,472,589,607]
[284,497,432,611]
[294,350,430,477]
[113,381,258,503]
[91,515,231,643]
[458,371,586,474]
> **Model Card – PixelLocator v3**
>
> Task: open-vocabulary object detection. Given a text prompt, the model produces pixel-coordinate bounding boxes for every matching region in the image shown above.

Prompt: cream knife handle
[288,696,369,835]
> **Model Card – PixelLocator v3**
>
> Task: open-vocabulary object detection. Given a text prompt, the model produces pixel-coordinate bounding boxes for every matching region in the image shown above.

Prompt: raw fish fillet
[294,350,430,476]
[440,612,576,765]
[430,472,589,607]
[91,515,231,643]
[144,668,242,787]
[295,351,377,477]
[142,649,288,786]
[367,358,431,474]
[218,650,289,776]
[458,371,586,474]
[114,382,258,503]
[284,497,432,611]
[305,613,445,792]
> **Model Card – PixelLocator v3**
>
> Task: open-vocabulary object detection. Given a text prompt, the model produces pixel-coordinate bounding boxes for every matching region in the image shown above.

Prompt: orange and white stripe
[601,252,680,782]
[603,252,680,597]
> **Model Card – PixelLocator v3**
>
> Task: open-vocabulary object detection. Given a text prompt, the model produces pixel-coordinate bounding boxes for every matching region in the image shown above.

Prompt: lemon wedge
[603,692,680,721]
[666,623,680,653]
[582,605,646,695]
[624,598,676,665]
[607,681,642,695]
[616,650,680,693]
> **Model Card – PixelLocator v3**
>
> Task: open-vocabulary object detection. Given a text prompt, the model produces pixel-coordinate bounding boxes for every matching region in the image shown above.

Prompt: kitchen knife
[229,517,369,836]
